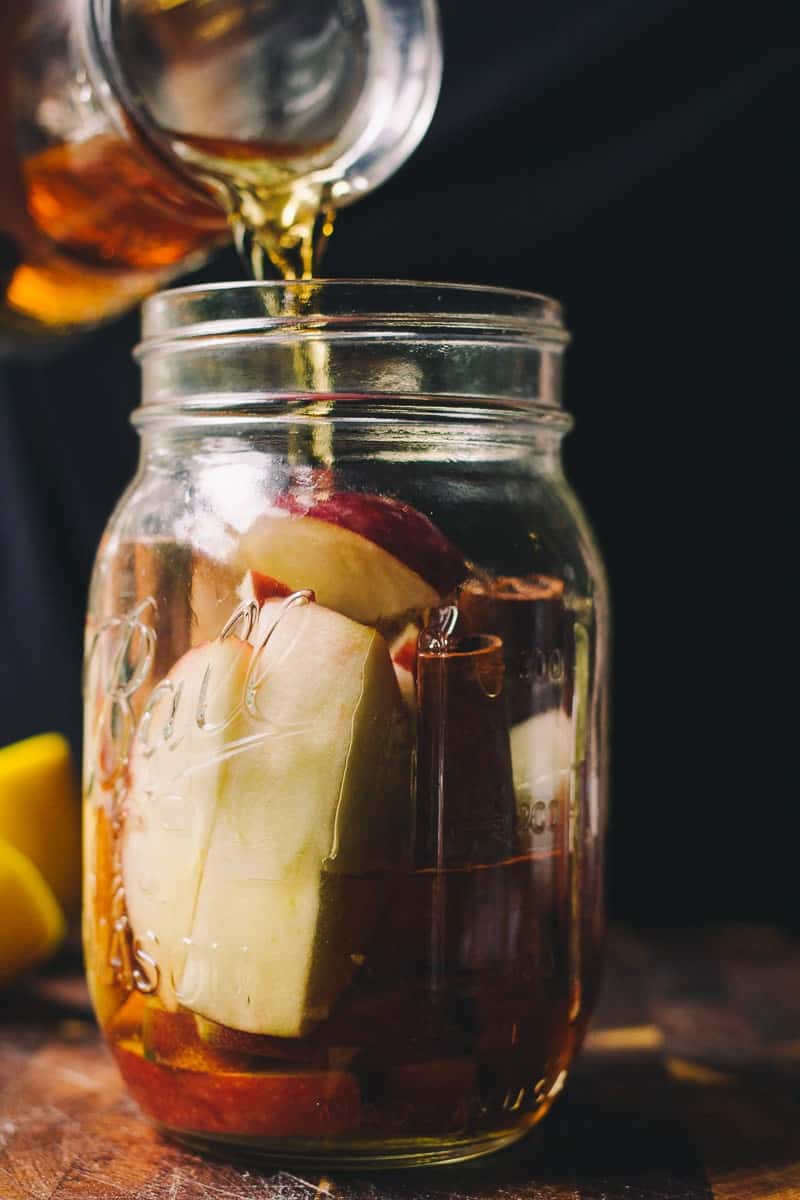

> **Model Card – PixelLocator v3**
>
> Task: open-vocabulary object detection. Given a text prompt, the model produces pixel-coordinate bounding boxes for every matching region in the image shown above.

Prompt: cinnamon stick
[415,630,516,869]
[458,574,571,722]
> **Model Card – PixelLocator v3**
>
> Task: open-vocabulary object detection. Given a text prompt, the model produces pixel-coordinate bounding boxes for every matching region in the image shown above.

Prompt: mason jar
[82,280,610,1169]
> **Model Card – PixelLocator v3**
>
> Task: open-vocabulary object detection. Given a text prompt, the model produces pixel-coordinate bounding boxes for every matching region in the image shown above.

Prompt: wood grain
[1,928,798,1200]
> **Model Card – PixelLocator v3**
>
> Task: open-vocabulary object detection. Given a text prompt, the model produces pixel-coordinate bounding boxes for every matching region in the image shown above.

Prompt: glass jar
[0,0,440,345]
[82,280,610,1169]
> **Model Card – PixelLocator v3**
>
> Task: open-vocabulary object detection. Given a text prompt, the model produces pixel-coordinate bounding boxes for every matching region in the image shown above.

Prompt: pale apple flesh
[122,638,253,1013]
[278,493,466,598]
[122,599,412,1038]
[509,707,573,807]
[237,568,292,608]
[509,707,573,854]
[239,494,466,627]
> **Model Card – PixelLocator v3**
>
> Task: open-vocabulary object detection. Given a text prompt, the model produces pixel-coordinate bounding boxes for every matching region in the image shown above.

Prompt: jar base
[156,1119,544,1171]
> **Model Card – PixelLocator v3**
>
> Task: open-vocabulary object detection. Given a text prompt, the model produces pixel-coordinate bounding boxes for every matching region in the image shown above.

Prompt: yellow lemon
[0,836,65,987]
[0,733,81,915]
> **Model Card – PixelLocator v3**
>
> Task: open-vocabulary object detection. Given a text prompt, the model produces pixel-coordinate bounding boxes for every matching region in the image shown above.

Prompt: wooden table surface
[1,927,798,1200]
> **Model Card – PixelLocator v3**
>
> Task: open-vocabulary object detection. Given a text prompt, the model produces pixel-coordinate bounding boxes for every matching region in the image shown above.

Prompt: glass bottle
[0,0,441,348]
[83,280,610,1169]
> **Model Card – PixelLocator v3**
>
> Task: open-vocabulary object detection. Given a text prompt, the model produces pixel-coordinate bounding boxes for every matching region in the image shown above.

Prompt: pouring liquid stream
[170,131,337,283]
[229,183,335,284]
[175,133,342,464]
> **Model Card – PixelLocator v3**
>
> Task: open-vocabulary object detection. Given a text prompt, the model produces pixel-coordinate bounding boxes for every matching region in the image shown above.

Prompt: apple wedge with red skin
[238,569,293,607]
[112,1039,359,1137]
[239,493,467,626]
[389,623,420,715]
[392,638,418,676]
[281,494,466,598]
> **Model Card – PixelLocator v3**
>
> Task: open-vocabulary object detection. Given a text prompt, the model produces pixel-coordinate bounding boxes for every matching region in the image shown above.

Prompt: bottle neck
[131,279,572,511]
[81,0,443,221]
[134,281,571,437]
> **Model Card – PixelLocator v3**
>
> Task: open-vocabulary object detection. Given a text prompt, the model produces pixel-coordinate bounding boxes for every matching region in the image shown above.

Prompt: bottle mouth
[138,279,569,348]
[135,280,571,423]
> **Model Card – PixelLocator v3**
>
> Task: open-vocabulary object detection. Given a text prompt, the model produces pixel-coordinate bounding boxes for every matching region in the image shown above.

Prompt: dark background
[0,0,796,925]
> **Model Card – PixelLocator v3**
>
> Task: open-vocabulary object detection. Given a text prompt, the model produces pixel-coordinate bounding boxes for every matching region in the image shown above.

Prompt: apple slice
[181,604,410,1036]
[123,600,412,1037]
[391,625,419,676]
[195,1013,331,1067]
[239,493,466,626]
[142,999,254,1072]
[143,1002,203,1064]
[390,623,420,715]
[510,707,573,808]
[122,637,252,1012]
[237,568,292,607]
[108,989,146,1040]
[112,1039,360,1137]
[510,708,572,855]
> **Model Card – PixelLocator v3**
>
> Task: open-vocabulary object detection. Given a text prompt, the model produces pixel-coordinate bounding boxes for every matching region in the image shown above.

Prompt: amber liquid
[0,121,340,339]
[0,132,230,335]
[168,131,337,283]
[94,847,576,1157]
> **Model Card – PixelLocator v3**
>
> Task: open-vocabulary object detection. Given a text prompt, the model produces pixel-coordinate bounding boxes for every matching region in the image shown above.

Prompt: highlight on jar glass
[82,280,610,1169]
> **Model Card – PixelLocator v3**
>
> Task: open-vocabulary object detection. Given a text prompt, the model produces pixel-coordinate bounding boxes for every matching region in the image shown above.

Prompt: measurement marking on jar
[520,648,565,684]
[518,797,561,836]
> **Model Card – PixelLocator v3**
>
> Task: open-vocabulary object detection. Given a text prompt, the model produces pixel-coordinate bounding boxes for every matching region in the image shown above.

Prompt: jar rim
[135,280,570,425]
[137,279,568,355]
